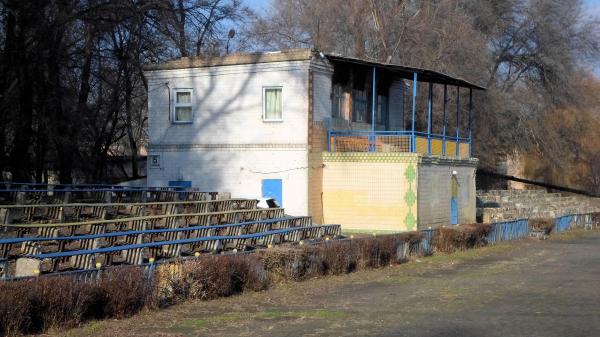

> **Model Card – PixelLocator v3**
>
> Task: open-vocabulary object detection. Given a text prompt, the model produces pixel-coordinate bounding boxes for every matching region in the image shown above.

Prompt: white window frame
[172,88,194,124]
[262,86,283,122]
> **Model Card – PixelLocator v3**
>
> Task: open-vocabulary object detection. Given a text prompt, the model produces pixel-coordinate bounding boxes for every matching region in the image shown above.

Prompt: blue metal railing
[23,225,341,260]
[327,129,470,156]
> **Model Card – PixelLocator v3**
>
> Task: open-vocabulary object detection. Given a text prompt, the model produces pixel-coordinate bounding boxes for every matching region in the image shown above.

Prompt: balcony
[328,130,471,158]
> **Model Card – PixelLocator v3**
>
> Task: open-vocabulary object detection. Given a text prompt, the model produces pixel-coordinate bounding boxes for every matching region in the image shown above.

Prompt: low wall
[320,152,477,232]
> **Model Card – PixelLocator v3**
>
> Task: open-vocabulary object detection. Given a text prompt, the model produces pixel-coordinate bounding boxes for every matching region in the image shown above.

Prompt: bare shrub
[432,224,492,253]
[260,233,424,280]
[0,267,154,336]
[529,218,555,234]
[158,254,269,304]
[0,279,32,336]
[98,267,154,318]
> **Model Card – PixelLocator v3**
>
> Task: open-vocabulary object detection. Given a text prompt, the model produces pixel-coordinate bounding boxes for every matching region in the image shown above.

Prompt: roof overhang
[324,53,486,91]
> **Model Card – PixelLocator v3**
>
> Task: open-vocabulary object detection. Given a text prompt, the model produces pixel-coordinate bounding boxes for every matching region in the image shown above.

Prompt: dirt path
[53,230,600,337]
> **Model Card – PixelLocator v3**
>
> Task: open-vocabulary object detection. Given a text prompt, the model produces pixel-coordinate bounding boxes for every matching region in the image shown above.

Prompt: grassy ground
[46,230,600,337]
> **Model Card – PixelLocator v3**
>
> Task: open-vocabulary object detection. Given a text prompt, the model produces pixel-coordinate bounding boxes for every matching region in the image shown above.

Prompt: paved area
[55,230,600,337]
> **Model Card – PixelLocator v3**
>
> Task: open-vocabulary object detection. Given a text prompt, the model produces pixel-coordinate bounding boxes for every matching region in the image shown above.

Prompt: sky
[585,0,600,16]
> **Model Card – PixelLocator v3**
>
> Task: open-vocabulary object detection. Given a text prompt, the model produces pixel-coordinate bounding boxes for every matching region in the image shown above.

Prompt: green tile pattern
[404,163,417,230]
[322,152,420,163]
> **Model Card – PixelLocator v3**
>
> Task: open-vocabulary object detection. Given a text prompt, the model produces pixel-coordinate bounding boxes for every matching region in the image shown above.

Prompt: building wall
[146,60,312,145]
[145,60,319,216]
[417,157,478,228]
[311,67,333,122]
[321,152,420,232]
[149,149,309,215]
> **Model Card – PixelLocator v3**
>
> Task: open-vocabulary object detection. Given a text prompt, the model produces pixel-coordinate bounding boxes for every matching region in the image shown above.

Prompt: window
[173,89,193,123]
[352,90,368,123]
[376,95,388,126]
[332,85,346,119]
[263,87,283,121]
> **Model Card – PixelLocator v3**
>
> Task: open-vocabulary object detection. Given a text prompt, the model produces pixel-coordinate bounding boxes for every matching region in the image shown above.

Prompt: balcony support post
[442,84,447,156]
[371,66,376,152]
[411,72,418,153]
[456,86,460,158]
[468,88,473,158]
[427,82,433,155]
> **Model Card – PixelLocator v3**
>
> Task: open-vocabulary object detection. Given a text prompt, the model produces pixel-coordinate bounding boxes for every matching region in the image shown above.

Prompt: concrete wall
[417,157,478,228]
[145,60,323,216]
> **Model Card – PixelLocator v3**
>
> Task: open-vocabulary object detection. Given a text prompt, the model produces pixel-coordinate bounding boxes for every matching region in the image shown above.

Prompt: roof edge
[144,49,313,71]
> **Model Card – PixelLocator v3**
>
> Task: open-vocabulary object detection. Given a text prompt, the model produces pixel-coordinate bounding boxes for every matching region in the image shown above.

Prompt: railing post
[468,88,473,158]
[327,129,331,152]
[456,86,460,158]
[442,84,447,156]
[411,72,418,153]
[427,82,433,155]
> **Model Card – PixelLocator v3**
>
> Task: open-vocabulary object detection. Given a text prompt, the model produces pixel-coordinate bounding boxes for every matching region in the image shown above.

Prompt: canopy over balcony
[323,53,485,159]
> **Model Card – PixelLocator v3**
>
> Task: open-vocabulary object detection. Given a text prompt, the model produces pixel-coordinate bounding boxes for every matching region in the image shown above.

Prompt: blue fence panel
[554,215,574,233]
[486,219,529,244]
[420,229,435,255]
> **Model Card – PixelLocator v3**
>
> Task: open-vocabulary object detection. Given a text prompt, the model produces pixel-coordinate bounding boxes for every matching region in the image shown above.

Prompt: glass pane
[176,91,191,104]
[175,107,192,121]
[265,88,282,120]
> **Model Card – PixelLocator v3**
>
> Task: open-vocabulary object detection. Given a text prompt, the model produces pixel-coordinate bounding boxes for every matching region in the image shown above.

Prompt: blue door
[450,176,459,225]
[262,179,282,206]
[168,180,192,188]
[451,197,459,225]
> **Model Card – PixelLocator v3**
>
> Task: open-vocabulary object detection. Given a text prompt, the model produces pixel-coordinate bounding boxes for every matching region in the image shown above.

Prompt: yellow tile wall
[321,153,419,232]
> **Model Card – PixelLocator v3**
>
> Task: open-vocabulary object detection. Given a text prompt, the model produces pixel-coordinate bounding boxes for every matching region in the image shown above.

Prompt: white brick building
[145,49,484,229]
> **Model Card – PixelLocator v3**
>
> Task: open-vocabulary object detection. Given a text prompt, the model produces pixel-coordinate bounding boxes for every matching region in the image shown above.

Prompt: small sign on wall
[149,155,161,169]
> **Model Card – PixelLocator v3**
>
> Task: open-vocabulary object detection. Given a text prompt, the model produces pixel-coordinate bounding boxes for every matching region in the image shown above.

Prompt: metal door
[262,179,282,206]
[451,176,459,225]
